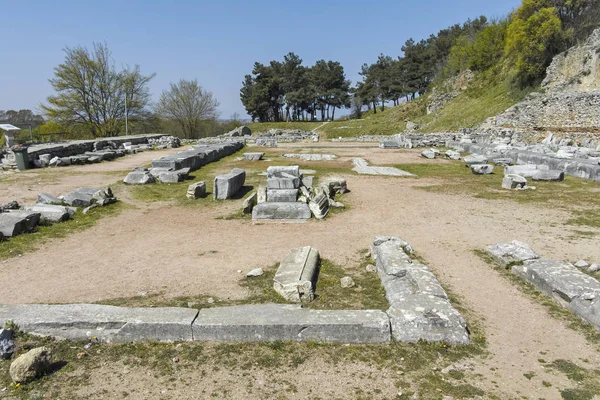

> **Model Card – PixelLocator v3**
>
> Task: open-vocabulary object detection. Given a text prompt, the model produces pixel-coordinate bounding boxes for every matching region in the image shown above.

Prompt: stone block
[192,304,391,344]
[463,154,488,166]
[0,304,197,342]
[380,140,401,149]
[158,171,183,183]
[186,182,206,199]
[532,170,565,182]
[252,202,311,220]
[267,189,298,203]
[421,149,436,159]
[301,176,314,189]
[36,193,62,205]
[23,205,71,224]
[308,193,329,219]
[242,193,257,214]
[502,174,528,189]
[274,246,320,302]
[485,240,539,266]
[267,165,300,179]
[0,211,41,237]
[266,177,301,189]
[505,164,550,178]
[124,171,155,185]
[243,152,264,161]
[214,168,246,200]
[445,150,461,160]
[493,158,513,166]
[63,188,114,207]
[470,164,494,175]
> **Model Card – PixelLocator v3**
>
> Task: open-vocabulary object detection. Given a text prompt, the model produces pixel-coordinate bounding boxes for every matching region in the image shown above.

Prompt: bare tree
[156,79,220,138]
[42,43,154,137]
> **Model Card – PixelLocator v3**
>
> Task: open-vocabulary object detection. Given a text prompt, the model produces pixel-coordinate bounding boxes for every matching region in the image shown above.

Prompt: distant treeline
[240,0,600,122]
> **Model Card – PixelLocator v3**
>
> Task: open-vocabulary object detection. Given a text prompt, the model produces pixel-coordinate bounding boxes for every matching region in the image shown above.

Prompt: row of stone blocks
[486,241,600,330]
[27,134,167,160]
[452,142,600,182]
[151,141,244,172]
[0,304,390,344]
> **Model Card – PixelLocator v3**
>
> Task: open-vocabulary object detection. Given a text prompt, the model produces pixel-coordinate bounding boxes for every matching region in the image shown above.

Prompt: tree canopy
[240,53,350,122]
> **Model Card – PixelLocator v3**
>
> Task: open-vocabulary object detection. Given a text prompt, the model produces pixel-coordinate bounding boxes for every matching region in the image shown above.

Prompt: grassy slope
[249,72,534,138]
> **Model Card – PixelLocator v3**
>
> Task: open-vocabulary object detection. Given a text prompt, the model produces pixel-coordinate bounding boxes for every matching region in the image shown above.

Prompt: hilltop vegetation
[246,0,600,136]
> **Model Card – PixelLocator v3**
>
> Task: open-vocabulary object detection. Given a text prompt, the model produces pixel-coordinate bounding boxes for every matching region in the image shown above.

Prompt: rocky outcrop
[427,70,474,114]
[482,28,600,136]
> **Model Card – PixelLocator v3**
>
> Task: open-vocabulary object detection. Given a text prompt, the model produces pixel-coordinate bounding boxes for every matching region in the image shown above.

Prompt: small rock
[246,268,264,277]
[206,297,215,304]
[0,329,15,359]
[366,264,377,273]
[574,260,590,268]
[9,347,53,383]
[5,201,19,210]
[589,264,600,273]
[340,276,355,288]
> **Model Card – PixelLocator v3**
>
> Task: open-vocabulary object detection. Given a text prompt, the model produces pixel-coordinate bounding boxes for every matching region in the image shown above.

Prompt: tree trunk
[331,106,336,121]
[372,101,377,114]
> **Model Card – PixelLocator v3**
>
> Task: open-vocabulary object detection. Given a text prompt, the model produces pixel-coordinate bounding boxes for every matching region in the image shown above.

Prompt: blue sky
[0,0,521,119]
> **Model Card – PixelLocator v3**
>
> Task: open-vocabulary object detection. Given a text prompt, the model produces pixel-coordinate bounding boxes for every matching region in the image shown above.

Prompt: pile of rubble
[0,188,116,240]
[252,129,317,147]
[248,165,346,220]
[381,133,459,149]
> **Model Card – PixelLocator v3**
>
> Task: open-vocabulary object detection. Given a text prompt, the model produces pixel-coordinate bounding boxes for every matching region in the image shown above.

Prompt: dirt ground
[1,143,599,399]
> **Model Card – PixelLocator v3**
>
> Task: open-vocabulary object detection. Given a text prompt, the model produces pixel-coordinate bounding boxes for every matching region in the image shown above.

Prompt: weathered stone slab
[352,158,415,177]
[157,171,183,183]
[302,176,314,189]
[63,188,114,207]
[282,154,337,161]
[511,258,600,329]
[532,170,565,182]
[0,304,197,342]
[243,152,264,161]
[192,304,390,344]
[502,174,528,189]
[373,236,469,344]
[242,193,257,214]
[36,193,62,205]
[186,182,206,199]
[267,166,300,179]
[266,177,301,190]
[214,168,246,200]
[267,189,298,203]
[445,150,461,160]
[493,158,513,166]
[23,205,71,224]
[421,149,436,159]
[463,154,488,166]
[505,164,550,178]
[471,164,494,175]
[380,140,400,149]
[252,202,311,220]
[485,240,540,266]
[124,171,155,185]
[0,211,41,237]
[308,193,329,219]
[274,246,320,302]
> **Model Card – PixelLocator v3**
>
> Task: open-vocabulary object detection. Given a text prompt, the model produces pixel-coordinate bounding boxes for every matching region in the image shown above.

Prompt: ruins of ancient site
[1,1,600,399]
